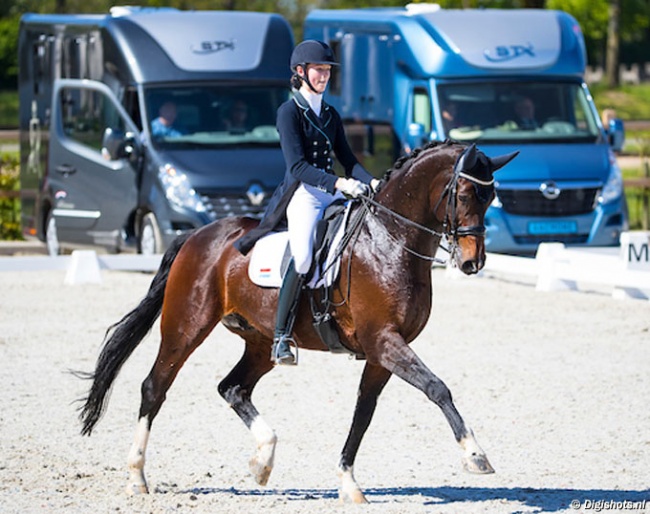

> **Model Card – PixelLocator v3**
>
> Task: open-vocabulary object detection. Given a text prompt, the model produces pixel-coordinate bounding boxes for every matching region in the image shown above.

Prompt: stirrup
[272,335,298,366]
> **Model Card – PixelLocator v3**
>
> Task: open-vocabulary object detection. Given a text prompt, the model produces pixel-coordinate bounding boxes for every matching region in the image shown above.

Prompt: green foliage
[590,83,650,120]
[0,88,19,128]
[0,152,21,240]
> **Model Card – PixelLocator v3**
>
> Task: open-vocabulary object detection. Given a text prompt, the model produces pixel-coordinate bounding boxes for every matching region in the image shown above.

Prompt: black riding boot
[272,260,304,365]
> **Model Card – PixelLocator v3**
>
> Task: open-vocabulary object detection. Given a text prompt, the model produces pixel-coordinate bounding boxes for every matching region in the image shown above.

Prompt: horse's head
[443,143,518,274]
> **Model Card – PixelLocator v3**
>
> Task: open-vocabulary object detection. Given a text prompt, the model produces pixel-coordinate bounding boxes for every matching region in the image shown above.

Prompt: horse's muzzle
[460,258,484,275]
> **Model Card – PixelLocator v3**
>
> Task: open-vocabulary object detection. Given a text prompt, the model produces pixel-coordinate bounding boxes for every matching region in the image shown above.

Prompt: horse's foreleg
[373,335,494,474]
[338,363,392,504]
[218,340,276,486]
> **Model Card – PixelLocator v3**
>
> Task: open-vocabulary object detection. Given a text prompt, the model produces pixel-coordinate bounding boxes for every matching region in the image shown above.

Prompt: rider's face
[301,64,331,94]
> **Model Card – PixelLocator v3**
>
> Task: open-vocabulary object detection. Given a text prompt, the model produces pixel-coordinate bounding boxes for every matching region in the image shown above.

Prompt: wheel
[139,212,164,255]
[45,211,61,256]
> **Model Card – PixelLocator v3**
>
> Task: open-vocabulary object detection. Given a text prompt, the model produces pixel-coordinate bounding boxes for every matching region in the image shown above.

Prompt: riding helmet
[290,40,338,71]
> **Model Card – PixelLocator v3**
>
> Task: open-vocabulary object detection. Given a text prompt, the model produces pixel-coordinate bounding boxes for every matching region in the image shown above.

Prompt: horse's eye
[458,194,470,204]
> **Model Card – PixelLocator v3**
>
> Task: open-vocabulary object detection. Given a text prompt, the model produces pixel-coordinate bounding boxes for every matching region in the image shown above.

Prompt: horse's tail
[75,232,193,436]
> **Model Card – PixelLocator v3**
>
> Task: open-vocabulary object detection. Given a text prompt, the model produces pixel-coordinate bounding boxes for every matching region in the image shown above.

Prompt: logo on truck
[539,181,561,200]
[484,44,535,63]
[191,40,235,54]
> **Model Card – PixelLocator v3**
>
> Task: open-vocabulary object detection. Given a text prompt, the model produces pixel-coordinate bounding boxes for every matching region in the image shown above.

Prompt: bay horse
[77,140,517,503]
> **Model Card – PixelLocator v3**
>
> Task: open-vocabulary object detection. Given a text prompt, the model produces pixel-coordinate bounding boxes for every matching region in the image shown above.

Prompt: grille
[497,188,599,217]
[199,192,270,220]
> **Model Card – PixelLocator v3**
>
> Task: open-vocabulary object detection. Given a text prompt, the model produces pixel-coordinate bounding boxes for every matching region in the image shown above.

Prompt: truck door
[339,33,394,122]
[48,79,139,250]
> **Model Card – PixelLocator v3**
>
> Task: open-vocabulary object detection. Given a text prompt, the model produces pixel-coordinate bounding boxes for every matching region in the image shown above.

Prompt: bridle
[360,145,494,264]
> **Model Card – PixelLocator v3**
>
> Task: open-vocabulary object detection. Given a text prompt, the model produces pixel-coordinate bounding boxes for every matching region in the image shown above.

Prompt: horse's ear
[457,143,478,171]
[490,151,519,172]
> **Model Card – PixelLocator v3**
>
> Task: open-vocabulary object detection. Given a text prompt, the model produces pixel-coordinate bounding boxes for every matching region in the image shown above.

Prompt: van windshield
[145,85,290,148]
[437,82,601,143]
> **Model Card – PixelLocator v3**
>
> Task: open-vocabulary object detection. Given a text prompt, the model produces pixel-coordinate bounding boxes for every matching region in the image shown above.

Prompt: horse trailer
[305,5,628,254]
[19,7,293,255]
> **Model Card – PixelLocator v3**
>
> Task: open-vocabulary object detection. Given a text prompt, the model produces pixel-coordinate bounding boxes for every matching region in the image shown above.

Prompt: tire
[139,212,164,255]
[45,211,61,256]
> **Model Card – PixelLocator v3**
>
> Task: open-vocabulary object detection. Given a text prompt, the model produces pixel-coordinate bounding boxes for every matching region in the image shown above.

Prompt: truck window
[144,85,289,149]
[413,88,431,134]
[437,82,600,143]
[124,88,142,131]
[32,35,51,96]
[59,87,126,152]
[338,122,398,178]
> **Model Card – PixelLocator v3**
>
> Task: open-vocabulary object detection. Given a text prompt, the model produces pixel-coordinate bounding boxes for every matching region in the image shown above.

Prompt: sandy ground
[1,267,649,514]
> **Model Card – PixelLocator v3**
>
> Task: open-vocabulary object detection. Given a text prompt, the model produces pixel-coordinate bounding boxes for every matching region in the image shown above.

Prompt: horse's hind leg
[338,363,392,504]
[217,335,275,486]
[126,307,220,495]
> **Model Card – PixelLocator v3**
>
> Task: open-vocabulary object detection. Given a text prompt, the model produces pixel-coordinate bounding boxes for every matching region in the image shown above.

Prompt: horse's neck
[379,157,451,231]
[350,188,442,282]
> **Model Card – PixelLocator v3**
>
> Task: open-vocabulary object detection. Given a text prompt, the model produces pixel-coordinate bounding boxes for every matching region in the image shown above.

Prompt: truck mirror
[101,127,139,161]
[607,118,625,153]
[407,122,427,152]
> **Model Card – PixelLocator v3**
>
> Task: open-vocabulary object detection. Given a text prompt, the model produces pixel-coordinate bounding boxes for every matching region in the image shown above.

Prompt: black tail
[75,232,192,436]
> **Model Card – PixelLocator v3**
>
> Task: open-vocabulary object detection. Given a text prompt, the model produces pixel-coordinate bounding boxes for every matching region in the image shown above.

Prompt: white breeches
[286,183,344,275]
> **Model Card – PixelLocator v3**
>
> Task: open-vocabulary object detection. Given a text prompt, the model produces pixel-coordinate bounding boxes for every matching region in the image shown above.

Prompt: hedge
[0,153,22,240]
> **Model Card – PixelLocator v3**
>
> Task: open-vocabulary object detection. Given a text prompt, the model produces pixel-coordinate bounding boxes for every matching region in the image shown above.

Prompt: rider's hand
[336,178,369,198]
[370,179,381,192]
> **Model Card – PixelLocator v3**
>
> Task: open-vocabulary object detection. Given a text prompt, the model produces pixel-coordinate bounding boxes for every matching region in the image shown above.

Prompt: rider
[234,40,379,365]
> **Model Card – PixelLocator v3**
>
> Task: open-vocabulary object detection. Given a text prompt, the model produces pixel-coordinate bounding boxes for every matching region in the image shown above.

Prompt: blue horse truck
[19,7,293,255]
[305,5,628,254]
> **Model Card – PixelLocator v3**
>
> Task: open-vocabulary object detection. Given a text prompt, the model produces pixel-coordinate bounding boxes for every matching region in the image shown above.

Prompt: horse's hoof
[339,488,368,504]
[125,483,149,495]
[338,466,368,503]
[249,457,272,486]
[462,453,495,474]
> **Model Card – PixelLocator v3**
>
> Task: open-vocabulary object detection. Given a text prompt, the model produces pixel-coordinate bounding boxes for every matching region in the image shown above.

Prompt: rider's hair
[290,72,303,90]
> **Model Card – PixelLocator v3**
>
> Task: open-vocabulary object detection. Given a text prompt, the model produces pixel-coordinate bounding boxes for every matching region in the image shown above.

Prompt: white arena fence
[1,232,649,301]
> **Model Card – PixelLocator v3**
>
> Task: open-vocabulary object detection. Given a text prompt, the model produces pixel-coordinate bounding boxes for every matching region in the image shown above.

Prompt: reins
[358,194,449,264]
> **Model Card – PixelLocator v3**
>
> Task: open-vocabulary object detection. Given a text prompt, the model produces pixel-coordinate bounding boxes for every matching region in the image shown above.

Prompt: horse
[77,140,517,503]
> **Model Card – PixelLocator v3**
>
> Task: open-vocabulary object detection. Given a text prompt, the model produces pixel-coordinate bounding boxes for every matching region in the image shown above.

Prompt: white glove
[337,178,369,198]
[370,178,381,192]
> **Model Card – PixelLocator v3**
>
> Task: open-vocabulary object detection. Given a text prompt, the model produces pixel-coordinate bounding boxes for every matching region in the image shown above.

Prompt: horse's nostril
[461,260,479,275]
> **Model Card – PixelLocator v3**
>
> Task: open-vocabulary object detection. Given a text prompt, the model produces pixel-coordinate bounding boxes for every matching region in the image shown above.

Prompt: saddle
[248,200,351,289]
[248,199,364,357]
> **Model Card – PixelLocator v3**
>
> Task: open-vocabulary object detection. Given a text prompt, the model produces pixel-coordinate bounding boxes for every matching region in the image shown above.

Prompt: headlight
[158,164,206,213]
[598,150,624,205]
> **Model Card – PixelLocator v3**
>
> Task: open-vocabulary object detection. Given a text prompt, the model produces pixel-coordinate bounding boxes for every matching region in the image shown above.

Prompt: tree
[606,0,621,87]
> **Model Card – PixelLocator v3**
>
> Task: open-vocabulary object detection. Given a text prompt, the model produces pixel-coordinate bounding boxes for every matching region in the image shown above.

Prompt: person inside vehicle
[441,100,462,131]
[233,40,379,365]
[223,99,250,132]
[151,101,184,138]
[513,96,539,130]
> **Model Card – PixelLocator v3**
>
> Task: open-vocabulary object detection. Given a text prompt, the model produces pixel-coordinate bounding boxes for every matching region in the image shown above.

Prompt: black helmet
[290,40,338,71]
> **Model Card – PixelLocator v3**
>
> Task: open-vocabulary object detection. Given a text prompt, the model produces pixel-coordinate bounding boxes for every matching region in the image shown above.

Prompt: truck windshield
[145,85,290,148]
[437,82,600,143]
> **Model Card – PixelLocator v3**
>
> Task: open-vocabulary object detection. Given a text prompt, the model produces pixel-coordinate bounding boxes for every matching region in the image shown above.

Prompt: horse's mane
[382,139,466,183]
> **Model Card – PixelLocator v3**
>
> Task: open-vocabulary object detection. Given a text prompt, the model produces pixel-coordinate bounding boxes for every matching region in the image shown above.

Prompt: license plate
[528,221,578,235]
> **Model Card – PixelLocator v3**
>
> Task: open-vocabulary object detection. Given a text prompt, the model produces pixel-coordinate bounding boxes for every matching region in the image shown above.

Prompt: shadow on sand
[172,484,649,512]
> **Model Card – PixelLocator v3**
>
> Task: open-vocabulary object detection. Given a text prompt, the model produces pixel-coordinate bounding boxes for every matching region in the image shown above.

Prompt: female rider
[234,40,379,365]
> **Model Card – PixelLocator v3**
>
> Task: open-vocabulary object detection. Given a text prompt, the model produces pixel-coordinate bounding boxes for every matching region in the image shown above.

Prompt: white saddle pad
[248,203,351,289]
